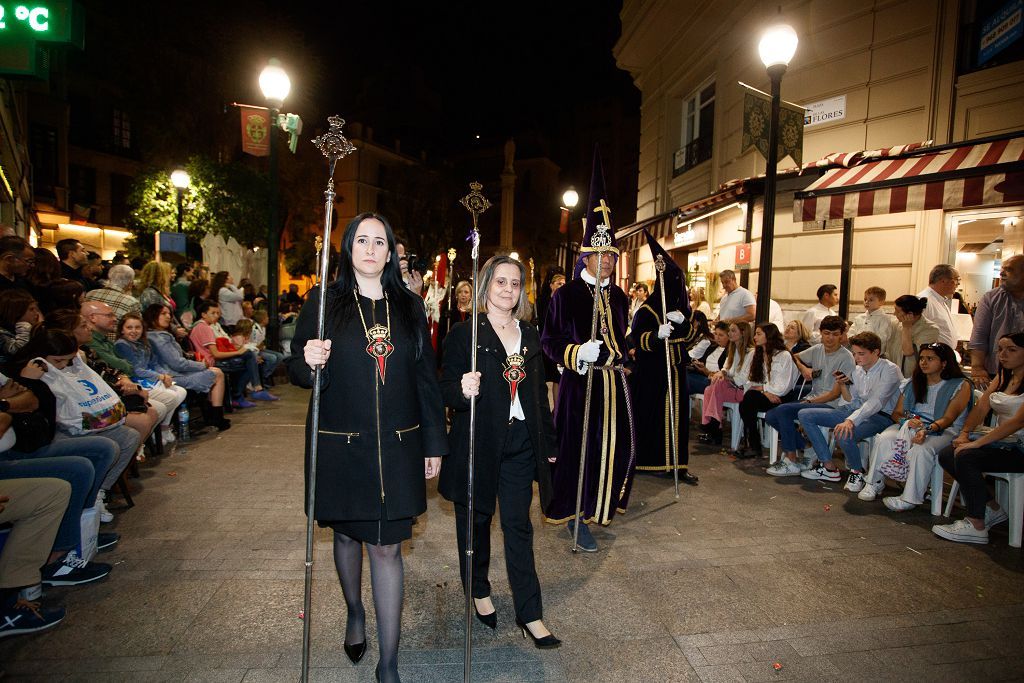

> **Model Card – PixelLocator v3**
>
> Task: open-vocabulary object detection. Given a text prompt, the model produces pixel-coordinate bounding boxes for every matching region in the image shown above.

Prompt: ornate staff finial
[654,253,666,273]
[311,116,357,178]
[460,181,491,229]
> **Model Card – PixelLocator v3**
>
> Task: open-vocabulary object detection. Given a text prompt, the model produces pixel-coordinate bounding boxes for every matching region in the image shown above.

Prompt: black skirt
[320,502,413,545]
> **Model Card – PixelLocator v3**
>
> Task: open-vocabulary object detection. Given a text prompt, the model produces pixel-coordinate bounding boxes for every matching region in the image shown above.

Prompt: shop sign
[979,0,1023,65]
[803,95,846,127]
[673,221,708,248]
[735,243,752,270]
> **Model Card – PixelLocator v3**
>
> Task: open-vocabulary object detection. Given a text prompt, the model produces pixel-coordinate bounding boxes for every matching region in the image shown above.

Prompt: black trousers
[455,418,543,623]
[938,444,1024,519]
[739,390,779,450]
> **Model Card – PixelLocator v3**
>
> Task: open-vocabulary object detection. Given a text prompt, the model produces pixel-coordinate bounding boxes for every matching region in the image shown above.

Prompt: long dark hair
[687,311,712,350]
[995,331,1024,395]
[0,289,36,330]
[13,328,79,367]
[749,323,786,384]
[143,303,170,331]
[210,271,230,297]
[326,212,422,356]
[912,342,965,399]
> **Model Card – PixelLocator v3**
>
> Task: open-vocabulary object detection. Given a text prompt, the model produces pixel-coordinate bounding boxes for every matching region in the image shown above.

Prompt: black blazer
[438,318,556,515]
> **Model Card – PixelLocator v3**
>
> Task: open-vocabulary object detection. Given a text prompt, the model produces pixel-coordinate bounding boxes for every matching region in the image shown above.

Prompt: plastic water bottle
[178,404,191,442]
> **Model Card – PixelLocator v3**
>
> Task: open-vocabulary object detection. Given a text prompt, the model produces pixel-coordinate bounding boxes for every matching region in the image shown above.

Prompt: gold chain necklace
[354,289,393,384]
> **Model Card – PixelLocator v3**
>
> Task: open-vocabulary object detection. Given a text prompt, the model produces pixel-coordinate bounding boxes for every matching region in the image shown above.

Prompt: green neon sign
[0,2,84,48]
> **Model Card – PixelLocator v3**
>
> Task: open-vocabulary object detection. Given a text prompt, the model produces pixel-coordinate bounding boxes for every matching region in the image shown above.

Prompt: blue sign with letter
[979,0,1023,65]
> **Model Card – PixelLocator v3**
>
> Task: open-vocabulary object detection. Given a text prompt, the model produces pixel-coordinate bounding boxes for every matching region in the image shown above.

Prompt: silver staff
[572,210,612,553]
[459,181,490,683]
[654,255,680,498]
[302,116,356,683]
[446,248,457,333]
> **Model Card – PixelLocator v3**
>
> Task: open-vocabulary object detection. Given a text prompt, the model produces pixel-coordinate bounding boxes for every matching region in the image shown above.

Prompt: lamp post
[259,59,290,348]
[754,22,798,322]
[170,169,190,233]
[561,187,579,277]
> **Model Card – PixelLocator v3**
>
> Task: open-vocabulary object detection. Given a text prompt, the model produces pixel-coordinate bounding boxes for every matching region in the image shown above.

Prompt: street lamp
[259,58,290,348]
[170,169,190,233]
[561,187,579,277]
[754,22,798,322]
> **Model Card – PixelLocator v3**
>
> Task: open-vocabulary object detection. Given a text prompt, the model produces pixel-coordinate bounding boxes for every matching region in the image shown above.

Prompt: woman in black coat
[438,255,561,649]
[291,212,447,683]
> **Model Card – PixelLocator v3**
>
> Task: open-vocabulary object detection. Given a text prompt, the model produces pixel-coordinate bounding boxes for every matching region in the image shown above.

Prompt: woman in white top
[859,342,971,508]
[212,271,245,328]
[699,322,753,445]
[933,331,1024,545]
[735,323,799,458]
[690,286,713,319]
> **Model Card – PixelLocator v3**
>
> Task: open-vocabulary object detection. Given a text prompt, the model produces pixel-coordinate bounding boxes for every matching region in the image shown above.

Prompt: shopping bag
[34,356,127,435]
[76,506,100,562]
[879,422,913,482]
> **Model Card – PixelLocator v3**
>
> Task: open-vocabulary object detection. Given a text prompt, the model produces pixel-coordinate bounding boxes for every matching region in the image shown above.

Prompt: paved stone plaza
[1,384,1022,682]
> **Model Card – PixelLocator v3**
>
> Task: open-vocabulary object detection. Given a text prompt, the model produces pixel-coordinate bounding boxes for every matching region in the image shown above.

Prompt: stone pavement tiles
[1,384,1022,681]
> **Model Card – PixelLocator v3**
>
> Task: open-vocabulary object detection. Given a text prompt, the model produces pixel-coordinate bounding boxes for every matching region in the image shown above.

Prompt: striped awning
[793,136,1024,222]
[616,211,677,253]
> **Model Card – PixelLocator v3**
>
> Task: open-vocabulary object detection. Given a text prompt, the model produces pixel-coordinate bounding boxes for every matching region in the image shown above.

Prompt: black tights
[333,532,404,683]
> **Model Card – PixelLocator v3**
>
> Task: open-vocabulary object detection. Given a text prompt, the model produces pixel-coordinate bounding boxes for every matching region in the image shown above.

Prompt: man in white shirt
[768,298,786,331]
[917,264,960,350]
[797,331,902,492]
[800,284,838,343]
[716,269,755,324]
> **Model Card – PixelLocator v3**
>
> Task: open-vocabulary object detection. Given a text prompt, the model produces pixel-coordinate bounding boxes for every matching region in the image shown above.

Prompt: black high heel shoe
[515,618,562,649]
[475,606,497,629]
[343,639,366,664]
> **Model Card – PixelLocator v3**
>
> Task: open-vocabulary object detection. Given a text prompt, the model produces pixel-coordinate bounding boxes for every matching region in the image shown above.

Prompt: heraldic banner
[240,105,270,157]
[740,82,804,166]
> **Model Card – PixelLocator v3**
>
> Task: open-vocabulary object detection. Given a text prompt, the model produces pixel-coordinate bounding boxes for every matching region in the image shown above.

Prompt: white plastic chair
[944,473,1024,548]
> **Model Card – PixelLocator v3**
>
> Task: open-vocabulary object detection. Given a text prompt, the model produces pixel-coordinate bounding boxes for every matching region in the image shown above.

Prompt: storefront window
[951,207,1024,313]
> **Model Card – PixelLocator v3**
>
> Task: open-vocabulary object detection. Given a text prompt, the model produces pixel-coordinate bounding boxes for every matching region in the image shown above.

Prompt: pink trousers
[701,380,745,424]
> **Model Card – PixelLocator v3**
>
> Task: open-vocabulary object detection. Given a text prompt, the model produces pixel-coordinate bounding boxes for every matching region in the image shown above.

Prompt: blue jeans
[0,456,96,551]
[798,405,893,471]
[258,349,283,382]
[217,350,261,398]
[53,427,139,491]
[765,401,820,453]
[3,436,117,512]
[687,370,710,396]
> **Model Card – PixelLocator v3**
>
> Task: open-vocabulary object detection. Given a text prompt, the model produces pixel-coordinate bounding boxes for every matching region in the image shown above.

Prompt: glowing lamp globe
[758,23,798,68]
[170,169,191,190]
[259,60,291,106]
[562,189,579,209]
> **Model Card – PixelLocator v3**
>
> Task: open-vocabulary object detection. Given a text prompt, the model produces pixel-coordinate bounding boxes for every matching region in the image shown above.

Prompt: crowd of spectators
[0,236,297,639]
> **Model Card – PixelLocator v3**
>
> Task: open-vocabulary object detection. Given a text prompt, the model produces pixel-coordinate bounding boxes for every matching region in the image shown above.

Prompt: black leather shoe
[697,432,722,445]
[681,471,699,486]
[343,640,366,664]
[474,603,497,630]
[734,448,762,460]
[515,618,562,649]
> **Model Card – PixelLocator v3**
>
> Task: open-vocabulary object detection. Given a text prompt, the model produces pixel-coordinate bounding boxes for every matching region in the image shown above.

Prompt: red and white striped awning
[793,136,1024,223]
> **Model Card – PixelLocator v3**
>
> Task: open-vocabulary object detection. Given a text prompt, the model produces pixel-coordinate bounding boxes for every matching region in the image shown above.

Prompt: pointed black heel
[475,607,497,629]
[515,618,562,649]
[343,640,366,664]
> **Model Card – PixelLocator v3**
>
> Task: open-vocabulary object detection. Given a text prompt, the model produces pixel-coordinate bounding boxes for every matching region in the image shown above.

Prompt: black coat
[438,318,556,516]
[288,286,448,522]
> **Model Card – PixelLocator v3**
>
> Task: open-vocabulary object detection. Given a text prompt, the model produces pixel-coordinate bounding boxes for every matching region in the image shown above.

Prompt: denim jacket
[146,330,207,375]
[114,338,172,382]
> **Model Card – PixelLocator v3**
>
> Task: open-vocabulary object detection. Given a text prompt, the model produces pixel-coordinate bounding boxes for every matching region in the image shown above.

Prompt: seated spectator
[82,252,103,291]
[84,265,140,340]
[886,294,940,376]
[14,329,141,524]
[50,307,160,458]
[933,332,1024,545]
[138,262,186,340]
[212,271,245,329]
[849,286,894,352]
[283,283,303,306]
[799,331,903,491]
[735,323,799,459]
[56,239,89,286]
[240,300,255,322]
[766,315,854,476]
[231,318,282,387]
[114,313,188,444]
[241,280,257,303]
[689,286,712,319]
[0,290,42,366]
[27,249,60,313]
[45,279,85,314]
[0,235,35,292]
[143,304,231,431]
[688,321,729,397]
[800,284,838,343]
[181,277,211,328]
[685,311,712,354]
[189,300,276,407]
[859,342,971,507]
[170,262,193,311]
[783,319,811,354]
[698,322,754,445]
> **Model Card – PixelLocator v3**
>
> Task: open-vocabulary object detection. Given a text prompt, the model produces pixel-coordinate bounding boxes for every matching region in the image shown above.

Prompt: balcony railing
[672,136,712,178]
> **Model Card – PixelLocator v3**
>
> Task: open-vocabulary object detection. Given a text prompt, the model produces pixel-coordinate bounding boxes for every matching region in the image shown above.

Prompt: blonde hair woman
[698,321,754,445]
[138,261,186,338]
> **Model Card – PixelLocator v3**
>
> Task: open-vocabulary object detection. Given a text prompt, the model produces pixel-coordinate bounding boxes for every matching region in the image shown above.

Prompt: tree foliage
[125,156,271,257]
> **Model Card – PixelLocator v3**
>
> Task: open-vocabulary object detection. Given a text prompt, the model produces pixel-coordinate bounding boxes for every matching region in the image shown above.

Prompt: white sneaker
[932,518,989,544]
[801,465,841,482]
[843,472,865,493]
[766,459,803,477]
[96,491,114,524]
[797,457,815,471]
[984,506,1009,529]
[161,427,176,444]
[883,496,916,512]
[857,481,884,501]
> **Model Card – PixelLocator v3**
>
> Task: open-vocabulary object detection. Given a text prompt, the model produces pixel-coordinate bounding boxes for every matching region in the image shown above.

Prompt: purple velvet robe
[627,304,691,471]
[541,277,636,525]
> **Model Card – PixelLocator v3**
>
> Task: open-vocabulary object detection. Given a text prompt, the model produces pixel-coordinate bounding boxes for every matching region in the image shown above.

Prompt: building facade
[614,0,1024,319]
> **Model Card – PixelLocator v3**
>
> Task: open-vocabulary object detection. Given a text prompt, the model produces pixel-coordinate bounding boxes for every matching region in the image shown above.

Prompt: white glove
[577,340,602,363]
[657,323,673,339]
[666,310,686,324]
